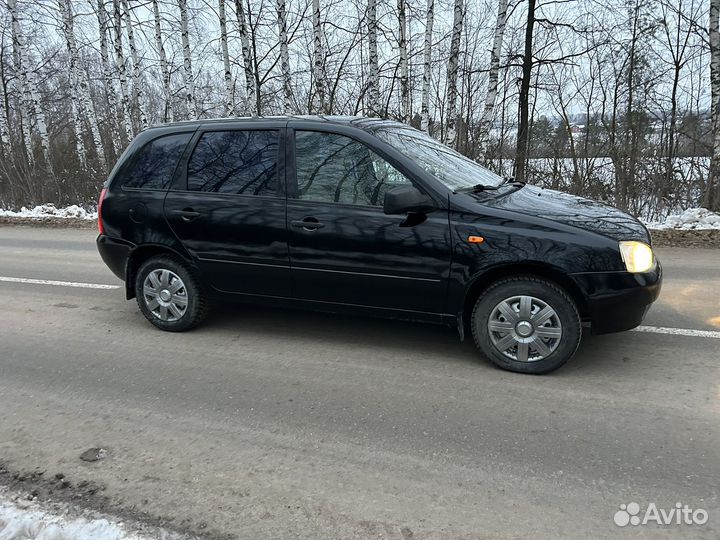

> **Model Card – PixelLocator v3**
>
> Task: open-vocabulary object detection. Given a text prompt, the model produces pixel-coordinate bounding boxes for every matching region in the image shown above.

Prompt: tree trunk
[420,0,434,131]
[96,0,121,151]
[234,0,257,115]
[445,0,463,147]
[707,0,720,210]
[0,66,9,156]
[9,0,33,165]
[397,0,409,123]
[312,0,328,113]
[152,0,173,122]
[9,0,52,170]
[59,0,88,167]
[620,0,642,212]
[178,0,197,119]
[514,0,536,183]
[123,0,147,130]
[277,0,292,113]
[61,0,105,169]
[112,0,133,141]
[664,58,680,202]
[218,0,234,116]
[367,0,379,116]
[477,0,508,160]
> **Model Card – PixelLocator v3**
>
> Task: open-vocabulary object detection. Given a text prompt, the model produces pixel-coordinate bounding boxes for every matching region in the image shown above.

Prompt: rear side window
[121,133,192,190]
[187,130,279,196]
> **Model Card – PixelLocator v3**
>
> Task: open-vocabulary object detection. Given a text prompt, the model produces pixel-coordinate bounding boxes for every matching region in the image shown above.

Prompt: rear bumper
[96,234,133,282]
[571,262,662,335]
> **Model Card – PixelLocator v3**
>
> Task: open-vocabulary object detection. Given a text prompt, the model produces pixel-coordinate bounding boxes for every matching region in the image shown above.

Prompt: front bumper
[570,262,662,335]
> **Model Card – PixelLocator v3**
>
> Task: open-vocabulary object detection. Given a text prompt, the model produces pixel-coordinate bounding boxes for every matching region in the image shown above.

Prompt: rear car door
[286,127,451,315]
[164,123,290,296]
[105,130,195,247]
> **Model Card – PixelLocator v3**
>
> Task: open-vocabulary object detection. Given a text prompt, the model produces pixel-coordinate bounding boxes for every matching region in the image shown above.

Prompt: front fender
[446,209,621,315]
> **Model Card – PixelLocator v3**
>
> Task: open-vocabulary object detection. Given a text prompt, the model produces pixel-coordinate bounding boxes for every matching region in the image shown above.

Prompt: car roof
[146,115,409,133]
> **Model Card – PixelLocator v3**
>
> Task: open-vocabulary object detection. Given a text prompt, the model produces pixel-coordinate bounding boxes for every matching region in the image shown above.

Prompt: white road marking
[1,276,719,339]
[0,276,120,290]
[632,325,720,339]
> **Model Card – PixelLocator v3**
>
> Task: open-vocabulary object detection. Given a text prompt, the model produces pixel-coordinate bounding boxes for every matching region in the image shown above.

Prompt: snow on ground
[643,207,720,230]
[0,204,97,220]
[0,490,180,540]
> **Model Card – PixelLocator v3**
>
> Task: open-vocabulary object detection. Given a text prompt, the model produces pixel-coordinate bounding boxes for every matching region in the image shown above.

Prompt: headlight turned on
[619,241,655,273]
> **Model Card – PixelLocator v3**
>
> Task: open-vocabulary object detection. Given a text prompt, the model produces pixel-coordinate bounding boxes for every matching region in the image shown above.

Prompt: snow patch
[0,203,97,220]
[0,491,179,540]
[643,207,720,230]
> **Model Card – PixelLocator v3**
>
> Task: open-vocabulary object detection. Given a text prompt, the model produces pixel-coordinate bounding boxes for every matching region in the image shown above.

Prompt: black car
[97,116,661,374]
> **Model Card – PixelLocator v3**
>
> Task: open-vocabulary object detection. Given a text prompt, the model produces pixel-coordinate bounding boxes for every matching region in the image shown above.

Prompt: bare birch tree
[277,0,292,113]
[9,0,33,165]
[178,0,197,119]
[60,0,106,168]
[445,0,464,147]
[122,0,147,130]
[8,0,51,169]
[112,0,133,141]
[477,0,508,159]
[0,78,9,156]
[218,0,234,116]
[312,0,328,113]
[367,0,379,116]
[397,0,409,123]
[420,0,434,131]
[96,0,121,150]
[152,0,173,122]
[234,0,257,115]
[59,0,88,167]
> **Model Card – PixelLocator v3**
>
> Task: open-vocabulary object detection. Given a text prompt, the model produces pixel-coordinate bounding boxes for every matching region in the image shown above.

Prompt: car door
[164,124,291,296]
[286,127,451,315]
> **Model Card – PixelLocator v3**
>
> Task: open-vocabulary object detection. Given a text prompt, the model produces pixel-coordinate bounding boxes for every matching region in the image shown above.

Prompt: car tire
[471,276,581,374]
[135,255,208,332]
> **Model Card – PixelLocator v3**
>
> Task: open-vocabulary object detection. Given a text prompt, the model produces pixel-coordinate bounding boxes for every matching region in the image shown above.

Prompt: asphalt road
[0,225,718,539]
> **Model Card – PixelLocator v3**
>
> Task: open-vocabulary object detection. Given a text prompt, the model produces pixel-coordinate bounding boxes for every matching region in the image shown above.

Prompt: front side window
[187,130,278,195]
[122,133,192,190]
[294,131,412,207]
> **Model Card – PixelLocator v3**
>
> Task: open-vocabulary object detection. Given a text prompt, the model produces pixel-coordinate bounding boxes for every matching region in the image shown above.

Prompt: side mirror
[383,185,434,215]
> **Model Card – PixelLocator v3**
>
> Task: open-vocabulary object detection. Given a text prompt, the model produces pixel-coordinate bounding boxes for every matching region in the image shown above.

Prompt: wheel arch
[461,263,588,335]
[125,244,193,300]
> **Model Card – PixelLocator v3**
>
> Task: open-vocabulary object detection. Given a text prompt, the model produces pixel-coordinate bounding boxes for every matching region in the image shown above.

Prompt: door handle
[174,208,201,222]
[291,218,324,231]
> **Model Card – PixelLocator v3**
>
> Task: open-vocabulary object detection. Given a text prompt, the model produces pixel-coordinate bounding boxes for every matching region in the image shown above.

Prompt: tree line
[0,0,717,219]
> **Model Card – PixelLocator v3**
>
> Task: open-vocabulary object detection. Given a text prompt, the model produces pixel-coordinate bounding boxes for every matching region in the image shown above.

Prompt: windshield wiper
[454,176,525,193]
[454,183,500,193]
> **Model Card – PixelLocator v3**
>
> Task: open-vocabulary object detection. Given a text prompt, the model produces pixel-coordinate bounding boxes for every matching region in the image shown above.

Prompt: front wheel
[135,255,208,332]
[471,277,581,374]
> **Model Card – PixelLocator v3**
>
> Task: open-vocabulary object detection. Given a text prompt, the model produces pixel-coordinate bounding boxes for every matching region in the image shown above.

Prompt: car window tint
[122,133,192,190]
[187,130,279,195]
[295,131,412,206]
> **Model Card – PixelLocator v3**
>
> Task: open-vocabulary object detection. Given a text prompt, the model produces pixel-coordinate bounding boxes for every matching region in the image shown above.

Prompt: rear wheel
[471,277,581,374]
[135,255,208,332]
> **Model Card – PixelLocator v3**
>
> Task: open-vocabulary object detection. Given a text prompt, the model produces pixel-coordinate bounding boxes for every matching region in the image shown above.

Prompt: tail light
[97,188,108,235]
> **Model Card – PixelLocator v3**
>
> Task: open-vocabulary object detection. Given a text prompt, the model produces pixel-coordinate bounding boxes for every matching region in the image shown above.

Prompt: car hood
[469,185,650,243]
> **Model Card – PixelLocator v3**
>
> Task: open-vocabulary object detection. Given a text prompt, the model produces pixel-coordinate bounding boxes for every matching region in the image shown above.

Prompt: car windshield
[374,127,504,191]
